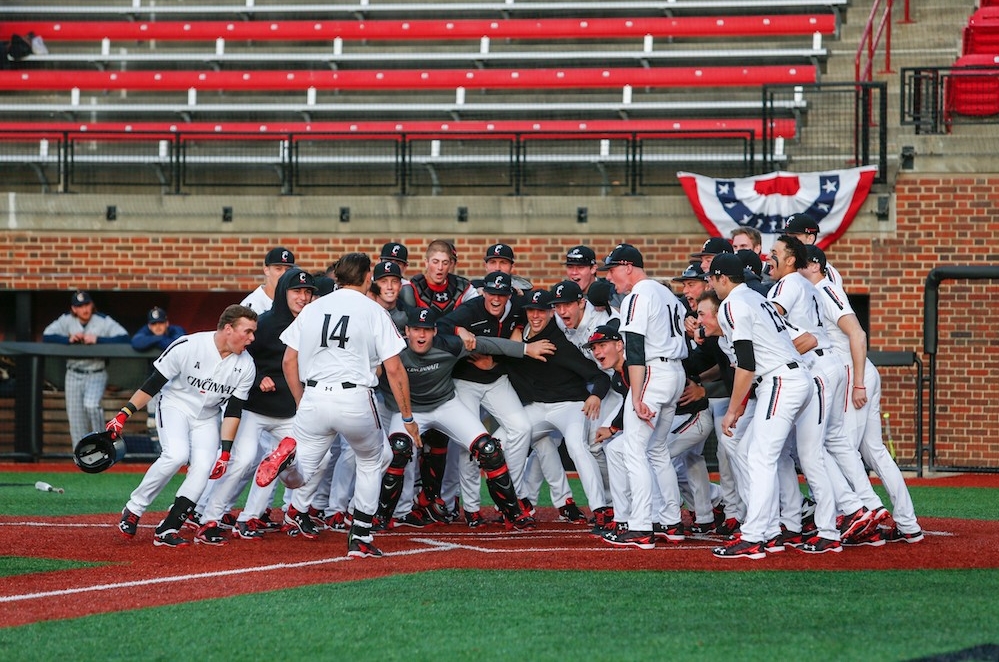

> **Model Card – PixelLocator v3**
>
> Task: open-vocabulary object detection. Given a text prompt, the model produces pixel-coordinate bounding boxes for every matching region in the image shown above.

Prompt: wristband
[120,402,137,418]
[402,415,415,423]
[853,386,866,390]
[221,440,234,453]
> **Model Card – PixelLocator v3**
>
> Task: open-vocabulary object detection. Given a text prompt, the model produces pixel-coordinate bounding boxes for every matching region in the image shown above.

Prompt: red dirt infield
[1,511,997,628]
[2,466,997,628]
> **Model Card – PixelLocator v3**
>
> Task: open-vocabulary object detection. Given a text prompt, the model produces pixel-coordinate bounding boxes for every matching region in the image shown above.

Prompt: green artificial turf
[0,556,103,578]
[0,568,997,661]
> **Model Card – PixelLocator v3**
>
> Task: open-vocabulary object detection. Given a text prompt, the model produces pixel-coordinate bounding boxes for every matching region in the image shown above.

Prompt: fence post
[172,133,182,194]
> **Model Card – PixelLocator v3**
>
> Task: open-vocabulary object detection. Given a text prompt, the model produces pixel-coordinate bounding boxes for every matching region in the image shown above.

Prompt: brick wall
[2,174,997,468]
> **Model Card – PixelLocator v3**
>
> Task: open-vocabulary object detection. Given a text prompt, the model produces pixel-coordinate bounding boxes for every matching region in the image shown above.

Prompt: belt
[69,366,105,374]
[814,349,825,357]
[648,357,674,363]
[305,380,357,390]
[756,362,799,384]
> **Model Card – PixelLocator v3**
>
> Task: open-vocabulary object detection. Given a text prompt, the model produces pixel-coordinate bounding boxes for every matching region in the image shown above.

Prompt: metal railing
[763,82,887,182]
[0,128,769,196]
[901,65,999,134]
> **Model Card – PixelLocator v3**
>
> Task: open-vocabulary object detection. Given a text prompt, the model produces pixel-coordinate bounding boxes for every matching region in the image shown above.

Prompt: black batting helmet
[73,431,127,474]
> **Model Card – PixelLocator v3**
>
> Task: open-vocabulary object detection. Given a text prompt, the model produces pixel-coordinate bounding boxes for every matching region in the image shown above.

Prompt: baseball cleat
[283,506,320,540]
[842,528,886,547]
[118,507,140,539]
[324,511,351,532]
[347,534,383,559]
[463,509,486,528]
[153,530,191,548]
[217,512,237,531]
[839,507,874,540]
[881,526,924,544]
[653,522,686,542]
[798,536,843,554]
[390,510,432,529]
[603,528,655,550]
[715,518,741,538]
[255,436,297,488]
[557,499,589,524]
[232,521,264,540]
[712,538,765,559]
[195,523,228,546]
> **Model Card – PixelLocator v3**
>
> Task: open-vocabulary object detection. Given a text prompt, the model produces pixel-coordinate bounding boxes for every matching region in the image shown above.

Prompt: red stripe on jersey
[822,284,846,310]
[625,294,640,325]
[723,301,736,329]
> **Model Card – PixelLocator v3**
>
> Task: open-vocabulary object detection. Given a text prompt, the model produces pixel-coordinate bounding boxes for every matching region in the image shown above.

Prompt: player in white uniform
[113,305,258,547]
[597,244,688,550]
[241,246,297,312]
[804,246,921,543]
[782,213,843,285]
[258,252,419,559]
[768,235,875,543]
[704,256,822,559]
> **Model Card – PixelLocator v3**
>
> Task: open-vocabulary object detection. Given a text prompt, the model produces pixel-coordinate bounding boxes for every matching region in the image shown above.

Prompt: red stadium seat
[946,54,999,118]
[0,66,818,92]
[962,7,999,55]
[0,15,837,43]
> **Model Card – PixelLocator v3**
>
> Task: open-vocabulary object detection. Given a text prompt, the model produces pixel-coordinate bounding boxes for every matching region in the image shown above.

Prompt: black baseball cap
[597,243,644,271]
[380,242,409,265]
[784,213,820,235]
[671,264,707,282]
[71,290,92,307]
[805,244,827,271]
[708,253,746,278]
[481,271,513,295]
[265,246,295,266]
[565,245,597,266]
[287,269,318,291]
[406,307,438,329]
[147,306,167,323]
[522,289,554,310]
[736,249,763,278]
[484,243,515,263]
[550,280,584,304]
[372,261,403,281]
[690,236,734,259]
[586,279,613,308]
[584,321,623,348]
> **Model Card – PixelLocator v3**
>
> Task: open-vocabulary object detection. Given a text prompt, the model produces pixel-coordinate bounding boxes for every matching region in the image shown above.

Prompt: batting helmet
[73,431,127,474]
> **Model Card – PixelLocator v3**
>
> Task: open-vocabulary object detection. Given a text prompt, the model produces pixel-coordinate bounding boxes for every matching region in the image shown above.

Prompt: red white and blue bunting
[677,166,878,252]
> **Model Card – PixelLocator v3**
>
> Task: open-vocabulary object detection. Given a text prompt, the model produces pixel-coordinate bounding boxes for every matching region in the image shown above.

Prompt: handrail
[855,0,895,82]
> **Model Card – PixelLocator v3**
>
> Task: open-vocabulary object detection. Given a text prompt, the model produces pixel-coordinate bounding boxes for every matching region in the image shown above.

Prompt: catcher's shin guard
[470,435,522,522]
[376,433,414,520]
[418,428,449,501]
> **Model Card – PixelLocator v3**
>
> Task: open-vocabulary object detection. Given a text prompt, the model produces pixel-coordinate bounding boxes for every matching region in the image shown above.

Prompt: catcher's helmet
[74,431,127,474]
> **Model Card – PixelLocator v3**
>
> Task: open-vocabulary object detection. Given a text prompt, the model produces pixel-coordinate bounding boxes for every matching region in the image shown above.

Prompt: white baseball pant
[65,368,108,449]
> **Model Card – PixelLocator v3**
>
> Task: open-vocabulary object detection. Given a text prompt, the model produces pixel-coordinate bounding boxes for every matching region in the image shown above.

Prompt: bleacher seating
[962,7,999,55]
[946,54,999,119]
[0,0,844,187]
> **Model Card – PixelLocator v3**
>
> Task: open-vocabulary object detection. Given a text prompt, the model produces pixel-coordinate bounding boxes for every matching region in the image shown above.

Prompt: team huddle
[103,215,923,559]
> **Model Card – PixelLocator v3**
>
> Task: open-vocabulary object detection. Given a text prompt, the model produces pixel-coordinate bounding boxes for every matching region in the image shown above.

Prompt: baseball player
[768,235,875,543]
[478,243,532,294]
[563,244,623,309]
[131,306,186,451]
[782,213,842,285]
[241,246,297,312]
[195,269,318,544]
[374,307,550,529]
[400,239,476,314]
[113,305,258,547]
[437,271,537,525]
[379,241,411,280]
[703,256,822,559]
[597,244,688,550]
[43,291,130,450]
[505,289,613,523]
[690,237,734,274]
[258,252,419,559]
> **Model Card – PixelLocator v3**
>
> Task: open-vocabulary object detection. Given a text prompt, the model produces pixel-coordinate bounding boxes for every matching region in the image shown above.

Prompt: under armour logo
[434,292,449,302]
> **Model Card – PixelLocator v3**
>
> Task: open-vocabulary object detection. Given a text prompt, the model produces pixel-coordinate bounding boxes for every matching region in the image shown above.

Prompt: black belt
[305,380,356,389]
[814,349,825,357]
[650,357,673,362]
[756,362,799,384]
[69,367,105,374]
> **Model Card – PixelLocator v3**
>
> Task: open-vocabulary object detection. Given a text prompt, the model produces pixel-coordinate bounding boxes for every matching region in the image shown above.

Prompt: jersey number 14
[321,314,350,348]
